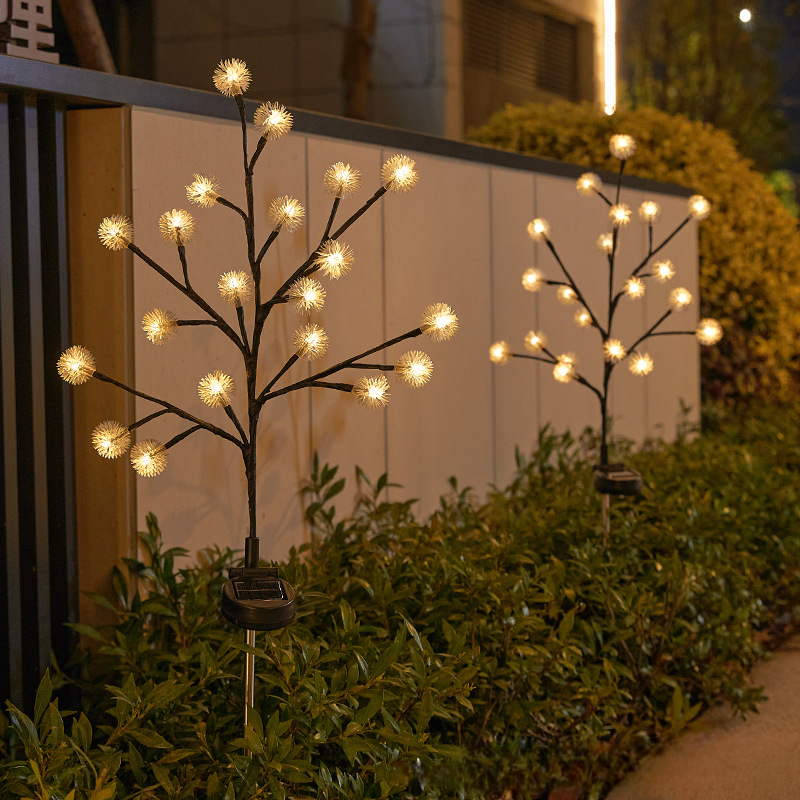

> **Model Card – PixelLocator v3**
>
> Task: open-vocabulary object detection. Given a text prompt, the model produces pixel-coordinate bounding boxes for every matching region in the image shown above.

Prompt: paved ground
[608,634,800,800]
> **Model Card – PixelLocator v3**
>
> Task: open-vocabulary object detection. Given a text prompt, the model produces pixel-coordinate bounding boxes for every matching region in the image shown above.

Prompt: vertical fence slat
[0,93,23,707]
[38,96,78,673]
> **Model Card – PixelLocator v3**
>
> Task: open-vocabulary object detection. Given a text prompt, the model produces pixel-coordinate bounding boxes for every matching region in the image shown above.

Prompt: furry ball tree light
[59,58,459,728]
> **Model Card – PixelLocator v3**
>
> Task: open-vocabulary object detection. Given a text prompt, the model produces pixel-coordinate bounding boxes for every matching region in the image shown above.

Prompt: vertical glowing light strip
[604,0,616,115]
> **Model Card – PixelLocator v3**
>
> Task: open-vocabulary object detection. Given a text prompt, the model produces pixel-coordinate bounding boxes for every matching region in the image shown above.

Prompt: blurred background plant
[5,404,800,799]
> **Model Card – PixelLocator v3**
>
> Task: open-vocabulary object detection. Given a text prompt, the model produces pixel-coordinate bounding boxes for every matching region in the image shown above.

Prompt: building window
[463,0,594,130]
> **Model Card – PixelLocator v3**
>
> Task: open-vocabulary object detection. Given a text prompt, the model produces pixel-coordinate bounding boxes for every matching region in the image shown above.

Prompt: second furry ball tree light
[490,134,721,500]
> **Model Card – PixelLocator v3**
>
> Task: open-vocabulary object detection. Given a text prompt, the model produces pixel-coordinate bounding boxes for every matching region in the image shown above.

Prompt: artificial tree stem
[216,195,249,224]
[544,239,606,336]
[258,327,423,405]
[608,228,619,331]
[596,190,613,206]
[627,309,673,353]
[631,217,690,278]
[262,187,391,317]
[307,381,354,392]
[248,135,268,175]
[128,408,170,431]
[177,319,218,327]
[264,353,300,394]
[648,330,696,337]
[323,196,342,240]
[256,229,280,267]
[235,93,258,286]
[615,159,626,204]
[330,185,387,240]
[235,94,249,175]
[93,372,244,448]
[177,244,192,288]
[513,349,604,403]
[225,405,249,445]
[165,424,204,449]
[236,305,250,354]
[349,362,394,371]
[127,243,246,355]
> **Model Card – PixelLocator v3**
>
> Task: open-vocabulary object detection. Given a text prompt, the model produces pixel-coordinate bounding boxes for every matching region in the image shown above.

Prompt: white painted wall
[128,106,698,561]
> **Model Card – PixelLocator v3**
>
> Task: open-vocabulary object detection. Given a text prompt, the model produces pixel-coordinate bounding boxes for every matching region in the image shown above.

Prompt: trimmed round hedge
[469,103,800,404]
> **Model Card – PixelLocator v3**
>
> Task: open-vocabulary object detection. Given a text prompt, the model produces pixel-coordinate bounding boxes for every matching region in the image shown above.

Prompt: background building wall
[66,104,701,563]
[150,0,606,138]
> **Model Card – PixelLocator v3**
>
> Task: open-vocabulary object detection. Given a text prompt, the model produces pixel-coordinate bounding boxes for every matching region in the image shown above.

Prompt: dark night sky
[762,0,800,170]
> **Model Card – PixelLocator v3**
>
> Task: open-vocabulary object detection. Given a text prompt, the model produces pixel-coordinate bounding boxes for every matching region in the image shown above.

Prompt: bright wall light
[604,0,616,115]
[739,8,752,22]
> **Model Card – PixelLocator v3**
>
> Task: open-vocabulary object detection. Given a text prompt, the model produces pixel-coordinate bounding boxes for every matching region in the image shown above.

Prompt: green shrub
[468,103,800,405]
[4,408,800,799]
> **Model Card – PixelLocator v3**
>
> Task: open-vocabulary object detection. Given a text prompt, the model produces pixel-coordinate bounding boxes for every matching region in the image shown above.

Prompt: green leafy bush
[468,103,800,404]
[4,408,800,799]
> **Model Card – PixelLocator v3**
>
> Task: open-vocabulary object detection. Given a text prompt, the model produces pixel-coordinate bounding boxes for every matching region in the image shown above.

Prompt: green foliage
[468,102,800,405]
[764,170,799,217]
[622,0,788,170]
[5,409,800,798]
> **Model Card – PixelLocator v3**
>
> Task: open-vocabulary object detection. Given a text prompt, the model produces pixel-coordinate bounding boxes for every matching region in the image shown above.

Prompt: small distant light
[739,8,752,23]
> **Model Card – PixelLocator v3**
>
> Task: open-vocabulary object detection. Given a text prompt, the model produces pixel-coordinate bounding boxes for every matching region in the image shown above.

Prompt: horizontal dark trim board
[0,54,693,198]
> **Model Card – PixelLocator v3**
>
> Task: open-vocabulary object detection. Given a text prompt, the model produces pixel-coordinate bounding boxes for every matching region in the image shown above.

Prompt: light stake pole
[490,134,723,542]
[58,58,460,739]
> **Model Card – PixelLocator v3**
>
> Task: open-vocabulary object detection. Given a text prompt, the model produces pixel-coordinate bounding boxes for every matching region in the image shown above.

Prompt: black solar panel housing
[233,580,285,601]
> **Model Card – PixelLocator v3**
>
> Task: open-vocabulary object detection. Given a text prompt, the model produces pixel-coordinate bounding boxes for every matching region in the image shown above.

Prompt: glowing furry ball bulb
[688,194,711,221]
[353,375,390,408]
[98,215,133,250]
[576,172,601,196]
[142,309,178,345]
[186,174,219,207]
[324,162,362,198]
[609,203,632,227]
[524,330,546,352]
[669,287,693,311]
[395,350,433,387]
[130,440,168,477]
[527,218,550,241]
[293,323,329,359]
[287,276,326,313]
[268,196,305,232]
[603,339,627,362]
[254,102,293,140]
[421,303,458,341]
[574,309,592,328]
[553,354,576,384]
[624,277,645,299]
[654,259,675,282]
[557,285,577,305]
[314,240,354,279]
[489,341,510,364]
[381,154,418,192]
[218,270,252,305]
[197,371,236,408]
[57,345,96,385]
[92,421,131,459]
[609,134,636,160]
[213,58,251,96]
[597,232,614,254]
[696,318,723,345]
[521,268,544,292]
[628,352,654,376]
[159,209,195,244]
[639,200,661,224]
